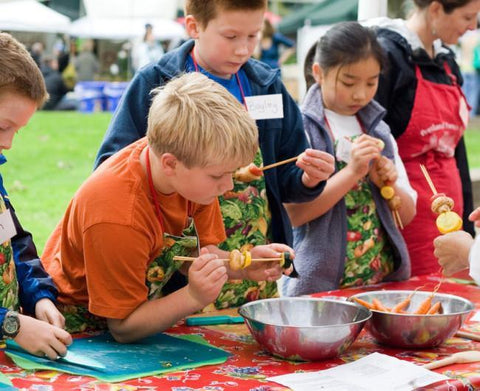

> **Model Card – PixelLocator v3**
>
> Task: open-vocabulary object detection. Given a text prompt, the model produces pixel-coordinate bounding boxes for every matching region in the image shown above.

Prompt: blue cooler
[75,81,106,113]
[103,82,129,112]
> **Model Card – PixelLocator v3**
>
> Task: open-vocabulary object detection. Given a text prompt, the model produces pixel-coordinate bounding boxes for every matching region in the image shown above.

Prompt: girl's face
[432,0,480,44]
[313,56,381,116]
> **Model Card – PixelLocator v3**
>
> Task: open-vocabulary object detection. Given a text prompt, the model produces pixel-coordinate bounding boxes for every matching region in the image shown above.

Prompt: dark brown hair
[0,32,48,107]
[185,0,267,27]
[414,0,473,13]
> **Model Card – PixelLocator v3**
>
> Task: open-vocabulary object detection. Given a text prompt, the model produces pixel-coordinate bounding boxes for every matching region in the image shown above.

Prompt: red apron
[396,64,468,276]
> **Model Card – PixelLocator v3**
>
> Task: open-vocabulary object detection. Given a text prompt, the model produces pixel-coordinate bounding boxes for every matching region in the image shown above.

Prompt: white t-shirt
[469,237,480,284]
[324,108,417,205]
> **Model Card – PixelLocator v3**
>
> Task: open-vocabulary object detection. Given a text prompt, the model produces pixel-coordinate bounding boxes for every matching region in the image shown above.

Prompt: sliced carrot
[352,297,375,310]
[372,298,390,312]
[427,301,443,315]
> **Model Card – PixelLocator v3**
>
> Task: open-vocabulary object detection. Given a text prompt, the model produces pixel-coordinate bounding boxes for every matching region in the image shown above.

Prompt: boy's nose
[235,43,249,57]
[222,175,234,193]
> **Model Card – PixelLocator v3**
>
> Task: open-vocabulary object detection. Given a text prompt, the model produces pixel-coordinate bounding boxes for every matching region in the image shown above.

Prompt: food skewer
[173,250,294,273]
[419,164,462,234]
[260,156,299,172]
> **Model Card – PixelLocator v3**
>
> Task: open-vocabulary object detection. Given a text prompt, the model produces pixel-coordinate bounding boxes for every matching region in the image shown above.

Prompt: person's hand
[434,231,474,276]
[297,148,335,188]
[187,248,228,309]
[469,207,480,228]
[35,298,65,329]
[346,135,382,180]
[14,314,72,359]
[245,243,292,281]
[369,155,398,188]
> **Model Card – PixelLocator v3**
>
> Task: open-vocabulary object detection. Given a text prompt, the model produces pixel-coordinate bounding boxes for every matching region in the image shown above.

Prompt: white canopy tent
[0,0,71,33]
[69,0,185,40]
[69,16,185,40]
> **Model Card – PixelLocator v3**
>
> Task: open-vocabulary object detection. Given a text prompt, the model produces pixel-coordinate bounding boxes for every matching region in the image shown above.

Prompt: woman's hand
[14,314,72,359]
[35,298,66,329]
[434,231,474,276]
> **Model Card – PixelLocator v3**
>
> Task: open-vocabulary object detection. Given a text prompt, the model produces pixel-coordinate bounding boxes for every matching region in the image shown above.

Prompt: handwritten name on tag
[0,209,16,244]
[245,94,283,120]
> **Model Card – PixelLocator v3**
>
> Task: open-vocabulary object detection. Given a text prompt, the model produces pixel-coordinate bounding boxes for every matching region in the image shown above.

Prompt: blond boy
[42,73,286,343]
[94,0,334,309]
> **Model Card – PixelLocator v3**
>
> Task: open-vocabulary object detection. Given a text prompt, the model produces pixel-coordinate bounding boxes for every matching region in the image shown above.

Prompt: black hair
[414,0,472,14]
[304,21,386,90]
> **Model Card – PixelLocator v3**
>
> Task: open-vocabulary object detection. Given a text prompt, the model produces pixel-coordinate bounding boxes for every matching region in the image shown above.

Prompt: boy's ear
[312,63,323,85]
[185,15,201,39]
[161,153,178,175]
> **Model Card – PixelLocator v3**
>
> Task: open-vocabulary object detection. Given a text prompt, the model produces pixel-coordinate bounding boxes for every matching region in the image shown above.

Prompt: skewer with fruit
[173,250,295,276]
[420,164,463,234]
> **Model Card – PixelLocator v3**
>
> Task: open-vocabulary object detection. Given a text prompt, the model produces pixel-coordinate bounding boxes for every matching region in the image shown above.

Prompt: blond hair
[185,0,267,28]
[147,73,258,168]
[0,33,48,107]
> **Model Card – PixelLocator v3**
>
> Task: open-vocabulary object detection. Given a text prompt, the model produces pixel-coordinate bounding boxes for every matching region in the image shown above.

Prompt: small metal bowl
[349,290,474,348]
[238,297,371,361]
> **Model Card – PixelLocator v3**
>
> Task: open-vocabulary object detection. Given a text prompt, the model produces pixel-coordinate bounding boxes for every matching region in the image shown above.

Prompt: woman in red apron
[372,0,480,275]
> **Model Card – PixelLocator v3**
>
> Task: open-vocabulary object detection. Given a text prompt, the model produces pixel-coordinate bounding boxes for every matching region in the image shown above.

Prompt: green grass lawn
[2,111,112,254]
[2,111,480,255]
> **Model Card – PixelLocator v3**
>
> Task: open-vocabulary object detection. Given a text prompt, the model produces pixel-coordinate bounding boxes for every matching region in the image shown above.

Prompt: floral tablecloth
[3,273,480,390]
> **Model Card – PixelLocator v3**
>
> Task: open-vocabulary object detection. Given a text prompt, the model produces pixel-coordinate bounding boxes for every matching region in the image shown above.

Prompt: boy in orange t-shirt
[42,73,288,343]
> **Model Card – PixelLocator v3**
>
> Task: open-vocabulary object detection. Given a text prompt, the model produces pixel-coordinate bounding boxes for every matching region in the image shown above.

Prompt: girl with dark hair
[368,0,480,276]
[282,22,416,296]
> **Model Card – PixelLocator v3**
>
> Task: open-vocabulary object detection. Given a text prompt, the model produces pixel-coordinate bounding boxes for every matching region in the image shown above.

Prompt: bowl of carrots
[239,297,371,361]
[349,290,474,348]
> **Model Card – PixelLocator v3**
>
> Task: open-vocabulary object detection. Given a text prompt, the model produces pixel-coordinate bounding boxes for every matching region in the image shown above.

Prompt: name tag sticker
[245,94,284,120]
[0,209,17,244]
[336,137,353,163]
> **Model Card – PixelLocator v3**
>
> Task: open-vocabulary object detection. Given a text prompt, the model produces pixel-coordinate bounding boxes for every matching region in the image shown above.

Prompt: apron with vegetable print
[0,194,19,312]
[395,64,466,276]
[336,137,394,288]
[207,149,277,311]
[61,148,198,333]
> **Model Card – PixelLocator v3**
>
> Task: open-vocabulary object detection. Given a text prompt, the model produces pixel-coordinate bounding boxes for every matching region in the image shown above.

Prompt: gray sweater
[282,84,411,296]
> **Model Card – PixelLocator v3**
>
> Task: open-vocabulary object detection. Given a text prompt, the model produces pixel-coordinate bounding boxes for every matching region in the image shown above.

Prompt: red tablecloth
[5,274,480,390]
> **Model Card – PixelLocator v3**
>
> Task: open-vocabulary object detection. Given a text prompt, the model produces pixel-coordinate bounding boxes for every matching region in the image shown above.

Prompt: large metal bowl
[238,297,371,361]
[349,290,474,348]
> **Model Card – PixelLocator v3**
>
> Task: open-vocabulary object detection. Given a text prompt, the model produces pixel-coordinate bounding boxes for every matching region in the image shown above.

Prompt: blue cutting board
[5,332,231,382]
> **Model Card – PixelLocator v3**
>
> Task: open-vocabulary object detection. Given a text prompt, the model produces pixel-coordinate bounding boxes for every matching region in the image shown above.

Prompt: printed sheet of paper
[267,352,448,391]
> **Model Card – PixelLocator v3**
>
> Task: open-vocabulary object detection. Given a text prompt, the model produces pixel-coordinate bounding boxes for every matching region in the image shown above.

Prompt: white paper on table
[470,310,480,322]
[267,352,449,391]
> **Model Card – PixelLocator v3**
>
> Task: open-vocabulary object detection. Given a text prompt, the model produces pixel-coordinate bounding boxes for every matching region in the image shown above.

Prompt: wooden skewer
[173,256,282,262]
[455,330,480,342]
[420,164,438,195]
[394,209,404,230]
[260,156,299,171]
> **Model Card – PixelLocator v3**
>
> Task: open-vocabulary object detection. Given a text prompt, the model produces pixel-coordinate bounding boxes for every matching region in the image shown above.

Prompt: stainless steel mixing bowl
[238,297,371,361]
[349,290,474,348]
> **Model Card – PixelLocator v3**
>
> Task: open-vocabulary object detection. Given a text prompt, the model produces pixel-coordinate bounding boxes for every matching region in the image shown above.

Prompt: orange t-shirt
[41,138,226,319]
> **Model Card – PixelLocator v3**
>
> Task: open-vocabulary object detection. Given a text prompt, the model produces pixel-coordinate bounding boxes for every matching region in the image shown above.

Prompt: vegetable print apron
[0,194,19,313]
[60,148,199,333]
[395,64,467,276]
[190,51,278,311]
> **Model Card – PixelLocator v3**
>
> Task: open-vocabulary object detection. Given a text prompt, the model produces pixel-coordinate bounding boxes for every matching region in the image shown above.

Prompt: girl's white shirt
[324,108,418,205]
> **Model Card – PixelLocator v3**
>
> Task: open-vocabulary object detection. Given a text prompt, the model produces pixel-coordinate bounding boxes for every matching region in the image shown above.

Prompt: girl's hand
[187,248,228,309]
[35,298,66,329]
[369,155,398,188]
[347,135,382,179]
[14,314,72,360]
[297,149,335,188]
[434,231,474,276]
